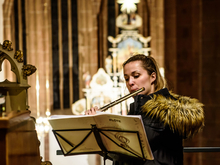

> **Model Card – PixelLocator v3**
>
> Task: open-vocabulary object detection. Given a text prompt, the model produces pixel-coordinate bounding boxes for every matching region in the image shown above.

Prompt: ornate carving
[22,64,37,79]
[40,157,52,165]
[14,50,24,62]
[0,51,5,61]
[2,40,13,51]
[41,161,52,165]
[108,36,121,48]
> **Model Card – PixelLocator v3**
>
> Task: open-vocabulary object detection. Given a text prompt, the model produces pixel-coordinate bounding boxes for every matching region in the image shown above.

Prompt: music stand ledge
[53,124,149,163]
[49,113,154,164]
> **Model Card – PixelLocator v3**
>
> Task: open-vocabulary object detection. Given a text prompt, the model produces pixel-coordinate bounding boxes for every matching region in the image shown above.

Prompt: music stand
[49,114,154,164]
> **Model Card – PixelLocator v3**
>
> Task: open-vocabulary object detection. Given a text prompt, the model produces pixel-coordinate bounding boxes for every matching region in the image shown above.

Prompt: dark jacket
[113,88,204,165]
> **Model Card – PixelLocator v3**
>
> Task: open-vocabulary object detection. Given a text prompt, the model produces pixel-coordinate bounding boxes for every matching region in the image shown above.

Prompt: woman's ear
[150,72,156,84]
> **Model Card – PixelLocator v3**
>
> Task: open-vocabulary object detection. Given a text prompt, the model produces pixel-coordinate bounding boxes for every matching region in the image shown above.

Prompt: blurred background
[0,0,220,164]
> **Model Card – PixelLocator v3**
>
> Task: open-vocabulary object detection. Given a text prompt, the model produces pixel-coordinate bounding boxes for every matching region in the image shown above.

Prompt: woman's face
[123,61,156,95]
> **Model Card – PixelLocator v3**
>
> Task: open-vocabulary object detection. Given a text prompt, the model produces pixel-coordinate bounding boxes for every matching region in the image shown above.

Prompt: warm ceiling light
[117,0,140,13]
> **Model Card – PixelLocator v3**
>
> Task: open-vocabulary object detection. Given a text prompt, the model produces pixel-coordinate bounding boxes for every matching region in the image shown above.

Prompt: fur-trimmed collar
[141,91,205,139]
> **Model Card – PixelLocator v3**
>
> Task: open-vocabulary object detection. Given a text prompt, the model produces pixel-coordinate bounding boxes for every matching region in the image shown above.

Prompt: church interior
[0,0,220,165]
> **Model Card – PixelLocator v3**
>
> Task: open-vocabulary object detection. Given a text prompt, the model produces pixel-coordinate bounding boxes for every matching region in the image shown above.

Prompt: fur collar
[141,92,205,139]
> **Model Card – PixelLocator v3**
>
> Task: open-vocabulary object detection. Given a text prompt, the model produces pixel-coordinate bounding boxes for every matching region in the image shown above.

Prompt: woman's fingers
[85,106,98,115]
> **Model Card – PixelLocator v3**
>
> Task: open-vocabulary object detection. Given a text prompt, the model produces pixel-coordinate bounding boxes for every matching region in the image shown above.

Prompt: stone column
[77,0,101,98]
[148,0,164,69]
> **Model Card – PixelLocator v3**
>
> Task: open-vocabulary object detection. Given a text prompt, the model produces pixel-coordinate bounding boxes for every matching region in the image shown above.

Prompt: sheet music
[93,113,153,159]
[48,113,154,160]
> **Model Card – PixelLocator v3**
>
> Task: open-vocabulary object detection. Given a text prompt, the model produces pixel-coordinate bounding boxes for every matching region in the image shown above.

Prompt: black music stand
[52,124,152,164]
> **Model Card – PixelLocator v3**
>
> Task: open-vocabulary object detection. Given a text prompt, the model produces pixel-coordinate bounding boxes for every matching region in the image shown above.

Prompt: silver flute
[100,87,145,112]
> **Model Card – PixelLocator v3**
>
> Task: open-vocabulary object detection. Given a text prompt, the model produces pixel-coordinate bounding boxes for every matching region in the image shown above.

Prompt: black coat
[112,88,204,165]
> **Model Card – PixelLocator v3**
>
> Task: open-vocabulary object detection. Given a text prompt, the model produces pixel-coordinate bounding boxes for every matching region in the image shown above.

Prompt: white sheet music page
[49,115,101,154]
[93,113,153,160]
[48,113,153,160]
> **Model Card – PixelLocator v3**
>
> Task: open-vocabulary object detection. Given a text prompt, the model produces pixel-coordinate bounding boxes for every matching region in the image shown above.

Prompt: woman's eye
[134,75,139,78]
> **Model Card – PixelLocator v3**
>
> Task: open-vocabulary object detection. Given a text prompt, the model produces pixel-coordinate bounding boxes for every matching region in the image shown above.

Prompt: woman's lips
[130,89,138,93]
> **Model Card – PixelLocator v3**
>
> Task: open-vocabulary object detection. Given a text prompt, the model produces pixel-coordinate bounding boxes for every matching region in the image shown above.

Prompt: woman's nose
[128,77,134,86]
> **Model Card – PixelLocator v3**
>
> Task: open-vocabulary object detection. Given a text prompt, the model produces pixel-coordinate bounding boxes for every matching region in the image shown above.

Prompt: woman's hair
[122,54,167,92]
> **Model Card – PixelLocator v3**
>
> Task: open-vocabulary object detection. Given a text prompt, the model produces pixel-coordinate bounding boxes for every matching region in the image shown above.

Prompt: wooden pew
[0,110,41,165]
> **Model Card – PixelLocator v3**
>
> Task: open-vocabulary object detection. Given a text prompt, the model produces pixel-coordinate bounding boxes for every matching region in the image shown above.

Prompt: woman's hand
[84,106,99,115]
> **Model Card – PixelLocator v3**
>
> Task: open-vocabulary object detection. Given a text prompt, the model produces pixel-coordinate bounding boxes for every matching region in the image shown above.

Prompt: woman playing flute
[85,54,204,165]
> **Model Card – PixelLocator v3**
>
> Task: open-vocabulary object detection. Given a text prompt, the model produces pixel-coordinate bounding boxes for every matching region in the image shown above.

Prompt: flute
[99,87,145,112]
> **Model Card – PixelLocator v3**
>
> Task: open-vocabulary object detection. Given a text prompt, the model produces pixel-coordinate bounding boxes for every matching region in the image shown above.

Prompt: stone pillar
[148,0,165,70]
[138,0,150,38]
[97,0,108,69]
[77,0,102,98]
[25,0,52,161]
[25,0,50,118]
